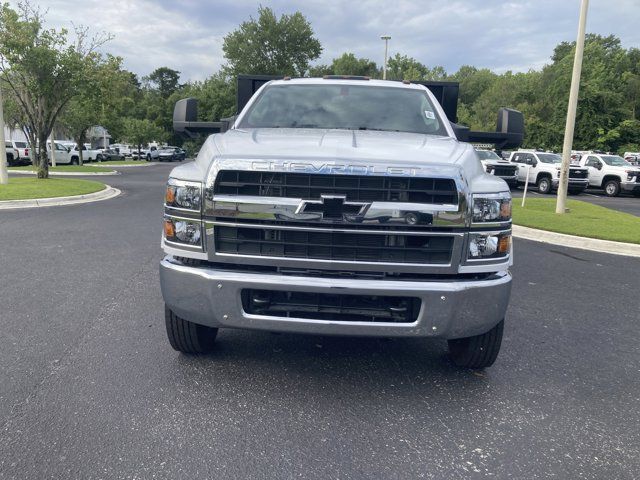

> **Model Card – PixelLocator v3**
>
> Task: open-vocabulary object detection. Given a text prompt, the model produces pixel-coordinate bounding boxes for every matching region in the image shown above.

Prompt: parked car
[142,145,159,161]
[164,146,186,161]
[45,141,77,165]
[507,150,589,194]
[10,140,31,165]
[4,141,17,166]
[157,148,176,162]
[62,144,99,163]
[476,149,518,187]
[97,148,125,161]
[111,143,133,157]
[623,152,640,166]
[578,153,640,197]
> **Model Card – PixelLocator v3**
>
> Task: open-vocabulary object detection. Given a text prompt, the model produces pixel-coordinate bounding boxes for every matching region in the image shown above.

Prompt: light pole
[556,0,589,214]
[381,35,391,80]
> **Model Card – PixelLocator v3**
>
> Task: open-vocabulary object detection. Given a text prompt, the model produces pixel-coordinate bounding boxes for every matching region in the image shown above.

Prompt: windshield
[238,84,447,135]
[476,150,501,161]
[14,142,27,148]
[537,153,561,164]
[601,155,631,166]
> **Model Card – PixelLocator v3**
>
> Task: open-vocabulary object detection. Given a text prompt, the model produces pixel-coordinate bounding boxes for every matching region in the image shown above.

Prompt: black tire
[165,305,218,354]
[448,319,504,369]
[537,176,552,194]
[147,154,151,161]
[71,157,79,165]
[603,179,620,197]
[633,192,640,198]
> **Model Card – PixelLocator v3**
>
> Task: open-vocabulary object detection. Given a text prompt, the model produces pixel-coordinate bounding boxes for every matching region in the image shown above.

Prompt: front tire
[71,157,79,165]
[603,179,620,197]
[448,319,504,369]
[537,176,552,194]
[165,306,218,354]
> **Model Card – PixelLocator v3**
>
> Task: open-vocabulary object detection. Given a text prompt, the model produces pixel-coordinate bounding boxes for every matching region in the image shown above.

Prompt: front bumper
[160,257,512,340]
[621,181,640,193]
[497,174,518,187]
[551,178,589,189]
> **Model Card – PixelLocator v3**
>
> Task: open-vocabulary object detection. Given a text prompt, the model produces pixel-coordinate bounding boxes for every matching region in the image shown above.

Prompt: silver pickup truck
[160,76,524,368]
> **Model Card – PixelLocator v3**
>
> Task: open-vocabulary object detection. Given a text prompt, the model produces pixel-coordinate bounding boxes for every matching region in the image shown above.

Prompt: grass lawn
[91,160,150,166]
[0,177,105,201]
[9,165,112,173]
[513,198,640,244]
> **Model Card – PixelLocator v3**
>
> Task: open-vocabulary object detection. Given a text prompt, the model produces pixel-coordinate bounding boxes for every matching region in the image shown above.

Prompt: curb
[0,185,121,210]
[512,225,640,258]
[92,162,158,168]
[8,169,120,176]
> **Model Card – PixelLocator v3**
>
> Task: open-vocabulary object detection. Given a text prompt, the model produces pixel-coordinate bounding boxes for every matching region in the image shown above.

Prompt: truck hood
[211,128,466,165]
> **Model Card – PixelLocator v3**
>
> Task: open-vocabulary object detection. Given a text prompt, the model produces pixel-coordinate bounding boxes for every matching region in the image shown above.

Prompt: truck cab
[508,150,589,194]
[579,153,640,196]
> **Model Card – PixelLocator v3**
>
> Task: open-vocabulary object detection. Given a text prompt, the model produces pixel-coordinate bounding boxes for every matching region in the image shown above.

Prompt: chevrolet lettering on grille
[295,195,370,220]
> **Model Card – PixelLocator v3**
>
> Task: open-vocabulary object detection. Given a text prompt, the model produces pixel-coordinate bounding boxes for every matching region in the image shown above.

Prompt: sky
[14,0,640,82]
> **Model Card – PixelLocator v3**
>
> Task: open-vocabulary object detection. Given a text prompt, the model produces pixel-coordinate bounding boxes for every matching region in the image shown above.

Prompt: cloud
[11,0,640,81]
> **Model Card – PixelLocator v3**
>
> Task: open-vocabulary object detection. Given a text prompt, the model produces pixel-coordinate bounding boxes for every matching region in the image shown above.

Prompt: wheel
[165,305,218,354]
[537,176,552,194]
[96,154,103,162]
[448,319,504,369]
[633,192,640,197]
[147,154,151,161]
[71,157,79,165]
[603,179,620,197]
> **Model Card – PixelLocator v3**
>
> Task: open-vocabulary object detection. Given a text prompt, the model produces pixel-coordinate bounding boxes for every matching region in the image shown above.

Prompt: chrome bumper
[159,257,512,340]
[552,178,589,189]
[621,181,640,193]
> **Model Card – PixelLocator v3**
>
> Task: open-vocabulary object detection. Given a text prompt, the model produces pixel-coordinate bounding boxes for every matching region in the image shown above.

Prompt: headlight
[164,217,202,246]
[468,233,511,259]
[472,192,511,223]
[165,179,202,211]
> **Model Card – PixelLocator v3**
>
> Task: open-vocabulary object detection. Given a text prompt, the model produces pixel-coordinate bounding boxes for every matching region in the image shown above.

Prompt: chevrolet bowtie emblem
[296,195,369,219]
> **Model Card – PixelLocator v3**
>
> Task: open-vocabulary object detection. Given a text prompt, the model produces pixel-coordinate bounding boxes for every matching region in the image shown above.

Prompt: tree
[222,6,322,77]
[386,54,446,81]
[0,3,110,178]
[331,53,378,77]
[61,55,127,164]
[147,67,181,98]
[122,118,164,156]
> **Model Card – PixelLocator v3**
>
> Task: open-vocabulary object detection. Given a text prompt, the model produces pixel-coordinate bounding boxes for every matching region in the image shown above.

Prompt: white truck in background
[578,153,640,196]
[508,150,589,194]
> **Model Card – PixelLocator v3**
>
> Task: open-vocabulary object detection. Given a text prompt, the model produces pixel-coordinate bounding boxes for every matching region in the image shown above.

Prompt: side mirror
[497,108,524,136]
[173,98,222,137]
[495,108,524,149]
[532,159,538,168]
[595,162,602,170]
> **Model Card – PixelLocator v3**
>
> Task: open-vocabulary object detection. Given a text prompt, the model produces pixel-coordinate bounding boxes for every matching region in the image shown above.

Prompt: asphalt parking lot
[1,164,639,479]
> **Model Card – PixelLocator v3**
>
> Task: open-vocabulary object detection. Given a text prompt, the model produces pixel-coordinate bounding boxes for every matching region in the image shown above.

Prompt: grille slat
[215,171,458,204]
[569,169,588,179]
[216,226,453,264]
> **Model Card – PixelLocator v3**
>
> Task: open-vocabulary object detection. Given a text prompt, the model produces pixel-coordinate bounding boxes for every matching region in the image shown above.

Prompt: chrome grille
[215,171,458,204]
[215,226,454,264]
[492,166,517,176]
